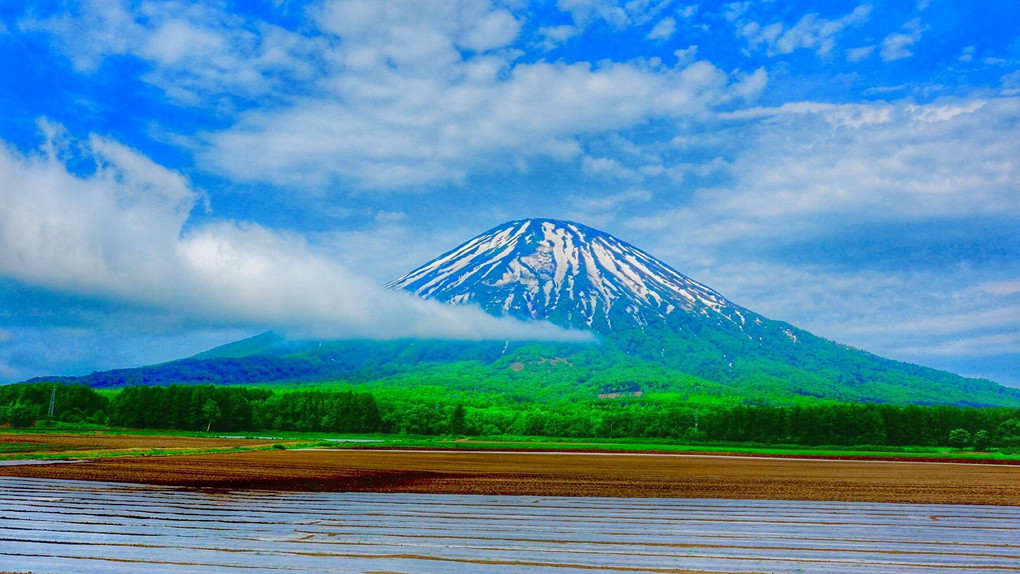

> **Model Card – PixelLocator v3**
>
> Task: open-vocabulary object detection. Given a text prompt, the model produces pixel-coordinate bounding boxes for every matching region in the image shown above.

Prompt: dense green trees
[253,390,382,432]
[0,383,108,425]
[3,381,1020,450]
[949,428,972,450]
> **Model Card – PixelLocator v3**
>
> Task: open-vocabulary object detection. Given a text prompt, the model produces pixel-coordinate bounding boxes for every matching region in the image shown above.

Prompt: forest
[3,381,1020,450]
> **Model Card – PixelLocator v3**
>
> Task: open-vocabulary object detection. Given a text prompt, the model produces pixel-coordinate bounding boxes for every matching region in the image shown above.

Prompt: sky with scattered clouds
[1,0,1018,385]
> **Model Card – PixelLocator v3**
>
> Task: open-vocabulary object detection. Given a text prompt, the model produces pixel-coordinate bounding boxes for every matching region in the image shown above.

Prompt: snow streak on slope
[387,219,745,331]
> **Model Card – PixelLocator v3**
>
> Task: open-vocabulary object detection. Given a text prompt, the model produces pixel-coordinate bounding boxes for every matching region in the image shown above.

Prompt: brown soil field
[3,447,1019,505]
[0,431,295,458]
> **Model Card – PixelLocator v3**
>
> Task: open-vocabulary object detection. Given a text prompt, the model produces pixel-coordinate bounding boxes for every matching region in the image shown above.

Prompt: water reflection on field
[2,477,1018,573]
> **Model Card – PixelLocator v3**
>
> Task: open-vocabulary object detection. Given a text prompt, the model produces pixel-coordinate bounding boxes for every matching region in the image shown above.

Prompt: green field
[4,426,1019,464]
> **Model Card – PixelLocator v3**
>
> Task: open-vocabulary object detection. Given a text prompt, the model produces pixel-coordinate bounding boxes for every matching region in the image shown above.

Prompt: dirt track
[3,447,1019,505]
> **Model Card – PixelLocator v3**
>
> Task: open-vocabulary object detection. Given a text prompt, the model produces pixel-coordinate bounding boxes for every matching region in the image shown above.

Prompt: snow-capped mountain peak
[387,218,743,331]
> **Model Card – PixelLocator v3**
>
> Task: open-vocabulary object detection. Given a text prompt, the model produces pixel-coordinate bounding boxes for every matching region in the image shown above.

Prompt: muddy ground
[3,446,1018,505]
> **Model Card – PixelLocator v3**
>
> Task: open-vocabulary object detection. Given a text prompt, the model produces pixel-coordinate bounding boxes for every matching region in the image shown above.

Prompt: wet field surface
[2,477,1019,573]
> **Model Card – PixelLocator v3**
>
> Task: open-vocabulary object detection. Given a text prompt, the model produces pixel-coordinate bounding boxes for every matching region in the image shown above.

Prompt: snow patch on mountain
[388,218,747,332]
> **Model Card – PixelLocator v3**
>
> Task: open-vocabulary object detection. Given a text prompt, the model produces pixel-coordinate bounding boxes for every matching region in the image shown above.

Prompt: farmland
[2,435,1019,505]
[3,476,1019,573]
[3,431,1020,572]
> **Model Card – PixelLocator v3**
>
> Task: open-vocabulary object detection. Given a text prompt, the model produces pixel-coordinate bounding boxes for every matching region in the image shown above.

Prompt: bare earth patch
[2,447,1018,505]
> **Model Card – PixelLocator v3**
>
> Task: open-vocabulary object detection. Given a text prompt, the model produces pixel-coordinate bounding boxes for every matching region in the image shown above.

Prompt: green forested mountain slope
[31,328,1020,407]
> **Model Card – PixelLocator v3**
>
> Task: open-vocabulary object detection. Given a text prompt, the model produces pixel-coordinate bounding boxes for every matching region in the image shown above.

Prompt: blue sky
[1,0,1018,385]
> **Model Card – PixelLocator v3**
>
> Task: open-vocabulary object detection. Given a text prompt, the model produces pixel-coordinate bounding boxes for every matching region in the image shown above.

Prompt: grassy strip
[0,438,323,461]
[330,435,1020,462]
[4,427,1018,462]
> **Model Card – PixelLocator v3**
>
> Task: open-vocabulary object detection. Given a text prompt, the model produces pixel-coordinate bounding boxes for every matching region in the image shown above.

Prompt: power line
[47,385,56,418]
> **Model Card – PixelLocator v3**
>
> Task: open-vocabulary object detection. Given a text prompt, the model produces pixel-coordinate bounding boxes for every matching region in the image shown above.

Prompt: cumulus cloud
[738,4,871,57]
[24,0,763,191]
[845,45,875,62]
[646,17,676,41]
[556,0,674,30]
[674,45,698,66]
[537,24,580,48]
[688,97,1019,237]
[0,127,590,342]
[201,56,755,189]
[880,18,924,62]
[22,0,328,106]
[618,96,1020,379]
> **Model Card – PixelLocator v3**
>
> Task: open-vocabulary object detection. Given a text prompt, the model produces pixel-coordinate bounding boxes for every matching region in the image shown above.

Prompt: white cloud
[554,0,681,33]
[722,2,750,23]
[0,127,590,342]
[674,45,698,65]
[738,4,871,57]
[646,17,676,40]
[880,18,924,62]
[846,45,875,62]
[201,56,754,189]
[619,96,1020,376]
[581,156,641,181]
[557,0,630,29]
[691,263,1020,365]
[1001,71,1020,96]
[537,24,580,48]
[981,280,1020,297]
[20,0,138,72]
[461,9,522,51]
[23,0,329,105]
[25,0,763,192]
[730,66,768,102]
[568,189,652,215]
[697,98,1019,234]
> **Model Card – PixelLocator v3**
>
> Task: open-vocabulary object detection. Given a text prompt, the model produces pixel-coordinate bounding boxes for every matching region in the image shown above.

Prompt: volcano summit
[387,218,742,331]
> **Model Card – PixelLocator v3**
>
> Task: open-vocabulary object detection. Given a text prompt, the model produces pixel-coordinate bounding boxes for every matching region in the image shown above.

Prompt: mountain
[28,218,1020,407]
[386,218,742,331]
[385,218,1020,406]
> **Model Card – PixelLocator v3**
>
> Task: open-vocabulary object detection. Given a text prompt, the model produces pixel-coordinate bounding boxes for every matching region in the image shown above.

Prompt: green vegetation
[4,382,1020,452]
[23,329,1020,408]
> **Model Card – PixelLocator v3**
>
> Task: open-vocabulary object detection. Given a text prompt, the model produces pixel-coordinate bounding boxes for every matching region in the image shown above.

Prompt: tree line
[2,382,1019,449]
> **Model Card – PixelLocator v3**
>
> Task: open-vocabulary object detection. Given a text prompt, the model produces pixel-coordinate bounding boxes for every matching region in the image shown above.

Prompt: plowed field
[3,447,1018,505]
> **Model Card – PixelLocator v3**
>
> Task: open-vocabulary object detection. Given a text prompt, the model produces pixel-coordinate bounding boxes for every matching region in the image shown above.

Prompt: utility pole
[47,385,56,418]
[694,408,699,435]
